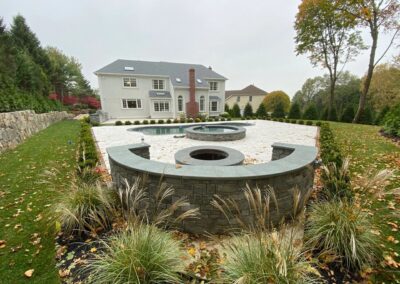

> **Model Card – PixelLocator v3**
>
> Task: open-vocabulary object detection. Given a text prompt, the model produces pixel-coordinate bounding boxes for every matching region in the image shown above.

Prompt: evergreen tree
[341,106,354,123]
[303,104,318,120]
[375,106,390,125]
[232,103,241,118]
[272,102,285,118]
[288,102,301,119]
[0,18,17,91]
[255,103,267,118]
[243,103,253,117]
[359,106,374,125]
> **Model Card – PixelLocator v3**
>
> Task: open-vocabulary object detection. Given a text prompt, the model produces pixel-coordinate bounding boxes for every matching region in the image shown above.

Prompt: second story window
[178,96,183,112]
[249,96,252,102]
[237,96,240,102]
[123,77,137,87]
[152,79,165,90]
[199,96,205,112]
[209,81,218,91]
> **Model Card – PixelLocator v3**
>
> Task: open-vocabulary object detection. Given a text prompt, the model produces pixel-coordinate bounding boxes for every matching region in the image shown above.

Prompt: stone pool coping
[106,142,318,180]
[185,125,246,141]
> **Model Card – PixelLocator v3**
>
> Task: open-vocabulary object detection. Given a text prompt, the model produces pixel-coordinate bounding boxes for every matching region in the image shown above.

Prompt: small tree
[243,103,253,117]
[303,104,318,120]
[272,102,285,118]
[288,102,302,119]
[224,103,230,113]
[255,103,267,118]
[232,103,241,118]
[341,106,354,123]
[263,90,290,113]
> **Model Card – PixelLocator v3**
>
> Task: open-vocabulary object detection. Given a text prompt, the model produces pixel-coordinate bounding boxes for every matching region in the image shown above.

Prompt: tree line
[0,15,98,113]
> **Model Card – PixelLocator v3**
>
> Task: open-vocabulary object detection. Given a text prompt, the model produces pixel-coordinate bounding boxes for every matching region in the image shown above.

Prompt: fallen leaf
[90,247,97,253]
[24,269,34,278]
[0,240,6,249]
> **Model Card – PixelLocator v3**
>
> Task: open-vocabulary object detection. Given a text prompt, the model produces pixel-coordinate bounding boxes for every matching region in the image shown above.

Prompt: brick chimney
[186,68,199,118]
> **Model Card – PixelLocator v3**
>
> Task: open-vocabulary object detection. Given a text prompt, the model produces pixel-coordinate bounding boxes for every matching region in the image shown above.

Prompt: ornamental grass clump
[54,181,118,236]
[320,158,352,201]
[305,200,380,270]
[221,229,320,284]
[86,224,184,284]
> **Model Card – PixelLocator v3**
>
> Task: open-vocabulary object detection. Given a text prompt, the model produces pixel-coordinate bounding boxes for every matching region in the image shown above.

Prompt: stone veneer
[108,142,318,234]
[0,110,72,153]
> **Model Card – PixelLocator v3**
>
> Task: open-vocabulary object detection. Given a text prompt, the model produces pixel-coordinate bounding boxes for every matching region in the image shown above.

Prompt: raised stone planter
[107,142,318,234]
[185,125,246,141]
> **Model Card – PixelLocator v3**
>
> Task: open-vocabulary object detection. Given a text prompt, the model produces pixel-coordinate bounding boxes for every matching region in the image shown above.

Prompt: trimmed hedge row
[78,122,99,169]
[319,123,343,166]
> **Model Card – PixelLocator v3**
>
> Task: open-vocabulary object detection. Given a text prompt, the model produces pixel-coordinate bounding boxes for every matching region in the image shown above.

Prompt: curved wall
[107,142,317,234]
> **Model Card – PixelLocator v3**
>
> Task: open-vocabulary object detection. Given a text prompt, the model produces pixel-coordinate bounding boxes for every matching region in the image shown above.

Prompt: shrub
[302,104,318,120]
[315,121,322,126]
[306,200,380,270]
[243,103,254,117]
[255,103,267,118]
[173,118,179,123]
[54,182,117,236]
[86,225,184,283]
[195,118,201,123]
[285,119,290,123]
[246,116,251,120]
[220,117,226,121]
[227,117,232,121]
[90,122,100,127]
[240,117,245,120]
[288,102,302,119]
[272,118,277,121]
[142,120,149,125]
[375,106,390,125]
[278,118,284,122]
[290,119,297,124]
[383,103,400,137]
[214,117,220,122]
[208,118,214,122]
[221,231,318,283]
[124,121,132,125]
[115,120,123,126]
[220,111,230,118]
[166,119,172,124]
[340,106,354,123]
[232,103,241,118]
[78,122,98,170]
[133,121,140,125]
[158,119,164,124]
[358,106,374,125]
[298,120,304,125]
[319,123,343,166]
[187,118,194,123]
[150,120,156,124]
[306,120,313,125]
[272,101,285,118]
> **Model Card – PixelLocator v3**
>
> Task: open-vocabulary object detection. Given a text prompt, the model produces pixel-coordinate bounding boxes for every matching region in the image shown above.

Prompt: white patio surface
[92,120,318,171]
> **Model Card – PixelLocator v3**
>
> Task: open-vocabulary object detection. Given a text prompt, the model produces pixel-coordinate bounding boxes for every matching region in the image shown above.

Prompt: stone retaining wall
[108,142,318,234]
[0,110,72,153]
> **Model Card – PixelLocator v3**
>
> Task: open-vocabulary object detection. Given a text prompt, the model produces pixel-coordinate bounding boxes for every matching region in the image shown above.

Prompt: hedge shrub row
[382,103,400,137]
[319,123,343,167]
[0,91,64,113]
[78,122,99,170]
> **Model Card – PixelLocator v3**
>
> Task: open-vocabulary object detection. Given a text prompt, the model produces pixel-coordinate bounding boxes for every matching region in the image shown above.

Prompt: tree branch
[374,28,399,67]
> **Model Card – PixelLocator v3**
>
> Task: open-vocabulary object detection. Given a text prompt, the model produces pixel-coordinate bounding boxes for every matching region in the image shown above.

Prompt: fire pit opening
[189,149,228,160]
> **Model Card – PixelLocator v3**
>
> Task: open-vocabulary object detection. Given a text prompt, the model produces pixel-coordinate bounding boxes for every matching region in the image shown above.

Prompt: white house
[95,59,227,119]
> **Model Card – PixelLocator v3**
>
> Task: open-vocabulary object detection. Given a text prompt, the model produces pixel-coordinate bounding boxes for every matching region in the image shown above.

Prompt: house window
[178,96,183,112]
[210,100,218,112]
[199,96,205,112]
[122,99,142,109]
[249,96,252,102]
[152,79,165,90]
[123,77,137,87]
[209,81,218,91]
[154,101,170,112]
[237,96,240,102]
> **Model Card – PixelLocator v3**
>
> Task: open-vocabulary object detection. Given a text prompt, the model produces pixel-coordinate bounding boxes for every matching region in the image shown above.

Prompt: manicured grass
[0,120,80,283]
[330,122,400,281]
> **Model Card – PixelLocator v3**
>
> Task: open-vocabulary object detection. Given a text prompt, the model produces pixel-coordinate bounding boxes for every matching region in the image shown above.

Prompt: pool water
[129,122,252,135]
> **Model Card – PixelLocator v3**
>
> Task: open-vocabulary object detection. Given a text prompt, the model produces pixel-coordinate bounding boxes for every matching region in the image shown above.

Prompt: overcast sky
[1,0,398,97]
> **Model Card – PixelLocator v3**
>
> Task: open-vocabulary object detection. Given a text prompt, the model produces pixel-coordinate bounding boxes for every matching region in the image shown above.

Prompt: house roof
[95,59,227,88]
[225,85,267,100]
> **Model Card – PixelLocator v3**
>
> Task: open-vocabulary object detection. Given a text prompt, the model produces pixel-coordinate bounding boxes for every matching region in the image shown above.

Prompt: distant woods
[0,15,98,113]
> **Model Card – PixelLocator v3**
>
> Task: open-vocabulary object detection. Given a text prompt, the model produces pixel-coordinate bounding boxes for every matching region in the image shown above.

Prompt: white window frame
[177,96,184,112]
[237,96,240,102]
[121,98,142,109]
[153,100,170,112]
[123,77,137,88]
[209,100,218,112]
[199,96,205,112]
[209,81,218,91]
[152,79,165,90]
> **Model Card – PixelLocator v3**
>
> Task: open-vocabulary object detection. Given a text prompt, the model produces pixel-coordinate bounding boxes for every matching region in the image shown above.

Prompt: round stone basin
[175,146,245,166]
[185,125,246,141]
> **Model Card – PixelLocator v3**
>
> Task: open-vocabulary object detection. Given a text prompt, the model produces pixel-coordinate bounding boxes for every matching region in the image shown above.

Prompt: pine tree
[288,102,301,119]
[341,106,354,123]
[232,103,241,118]
[303,104,318,120]
[272,102,285,118]
[255,103,267,118]
[243,103,253,117]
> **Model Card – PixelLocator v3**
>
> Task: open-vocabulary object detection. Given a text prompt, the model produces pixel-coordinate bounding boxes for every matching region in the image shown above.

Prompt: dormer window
[123,77,137,87]
[176,78,182,83]
[124,66,134,71]
[209,81,218,91]
[152,79,165,90]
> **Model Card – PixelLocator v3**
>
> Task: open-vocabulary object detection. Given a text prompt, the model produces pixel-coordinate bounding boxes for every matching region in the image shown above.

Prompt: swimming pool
[129,122,253,135]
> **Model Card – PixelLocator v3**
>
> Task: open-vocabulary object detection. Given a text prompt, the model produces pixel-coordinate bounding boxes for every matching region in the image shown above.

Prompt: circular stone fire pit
[175,146,245,166]
[185,125,246,141]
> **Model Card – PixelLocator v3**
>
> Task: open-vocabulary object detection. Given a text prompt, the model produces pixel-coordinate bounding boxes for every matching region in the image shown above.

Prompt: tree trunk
[353,24,378,123]
[328,77,336,121]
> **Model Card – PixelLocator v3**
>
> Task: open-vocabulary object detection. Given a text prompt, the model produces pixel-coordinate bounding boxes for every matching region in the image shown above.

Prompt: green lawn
[0,120,80,283]
[330,122,400,281]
